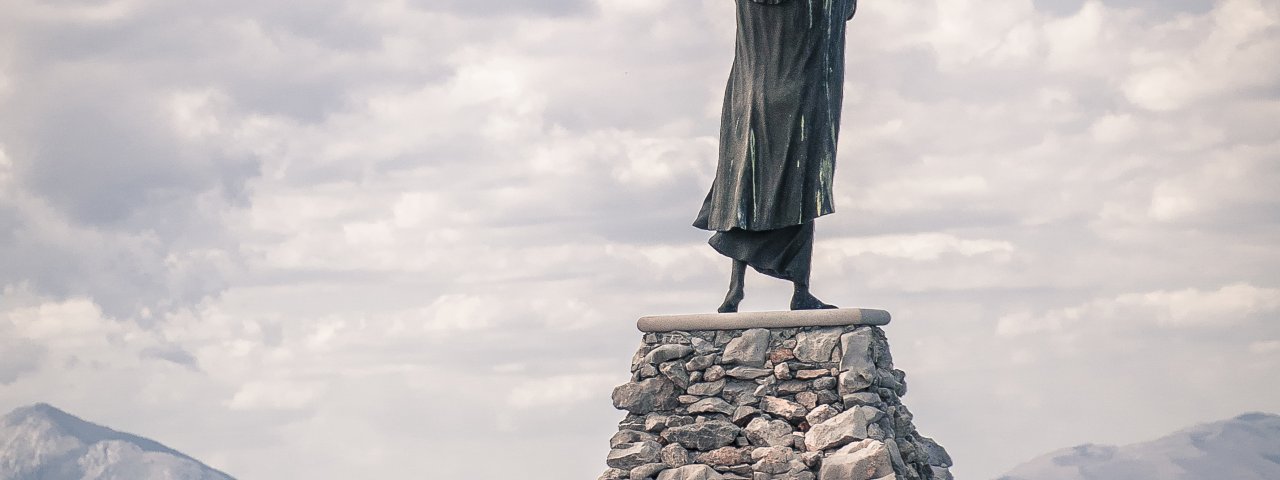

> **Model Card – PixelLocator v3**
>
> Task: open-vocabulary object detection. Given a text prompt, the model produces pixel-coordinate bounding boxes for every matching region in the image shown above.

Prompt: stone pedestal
[601,309,952,480]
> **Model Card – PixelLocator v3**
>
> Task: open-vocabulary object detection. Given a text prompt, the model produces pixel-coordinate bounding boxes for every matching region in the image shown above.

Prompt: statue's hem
[636,308,890,332]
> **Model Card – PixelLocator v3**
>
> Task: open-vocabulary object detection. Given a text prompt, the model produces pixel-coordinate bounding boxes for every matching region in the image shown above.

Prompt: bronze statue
[694,0,857,313]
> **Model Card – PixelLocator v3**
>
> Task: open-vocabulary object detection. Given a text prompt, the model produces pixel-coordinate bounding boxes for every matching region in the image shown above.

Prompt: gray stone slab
[637,308,891,333]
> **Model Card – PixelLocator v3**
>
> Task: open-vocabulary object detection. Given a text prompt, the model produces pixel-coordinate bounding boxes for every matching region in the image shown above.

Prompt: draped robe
[693,0,856,282]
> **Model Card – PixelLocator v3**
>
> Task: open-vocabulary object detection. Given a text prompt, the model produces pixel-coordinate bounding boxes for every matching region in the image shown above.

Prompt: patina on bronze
[694,0,857,313]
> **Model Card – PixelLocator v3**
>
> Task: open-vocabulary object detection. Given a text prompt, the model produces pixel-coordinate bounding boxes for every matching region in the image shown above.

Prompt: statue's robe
[694,0,856,282]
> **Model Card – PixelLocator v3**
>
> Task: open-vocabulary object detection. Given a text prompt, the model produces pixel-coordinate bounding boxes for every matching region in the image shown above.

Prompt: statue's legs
[708,222,836,311]
[717,260,747,313]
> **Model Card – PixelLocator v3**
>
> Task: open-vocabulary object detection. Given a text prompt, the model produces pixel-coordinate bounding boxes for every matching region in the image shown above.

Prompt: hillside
[0,403,235,480]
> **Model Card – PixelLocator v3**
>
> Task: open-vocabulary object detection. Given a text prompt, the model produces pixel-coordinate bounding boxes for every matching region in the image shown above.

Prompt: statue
[694,0,857,313]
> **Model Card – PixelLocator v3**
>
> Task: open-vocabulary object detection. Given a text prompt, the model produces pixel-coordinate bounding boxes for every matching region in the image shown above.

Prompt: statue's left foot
[790,291,837,310]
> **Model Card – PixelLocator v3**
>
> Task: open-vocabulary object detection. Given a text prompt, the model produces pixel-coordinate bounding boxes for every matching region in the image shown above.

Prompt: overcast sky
[1,0,1277,478]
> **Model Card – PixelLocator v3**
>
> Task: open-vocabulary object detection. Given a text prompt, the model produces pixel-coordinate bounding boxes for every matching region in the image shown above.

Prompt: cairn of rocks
[601,311,951,480]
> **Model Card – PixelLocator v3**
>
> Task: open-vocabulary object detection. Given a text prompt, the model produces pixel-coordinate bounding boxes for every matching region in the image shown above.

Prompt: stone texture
[615,377,681,414]
[608,440,662,469]
[689,398,735,415]
[688,380,726,396]
[744,417,795,447]
[774,362,794,380]
[663,421,742,451]
[605,321,949,480]
[648,344,696,365]
[777,381,809,396]
[687,354,717,371]
[760,396,807,422]
[722,329,770,367]
[769,348,796,364]
[732,406,760,425]
[751,446,796,474]
[658,464,727,480]
[818,440,893,480]
[805,404,840,426]
[662,361,692,388]
[696,447,752,466]
[838,329,876,393]
[839,370,874,393]
[633,463,669,479]
[843,392,881,408]
[805,406,882,452]
[612,429,660,448]
[727,367,774,380]
[796,391,819,410]
[662,443,692,467]
[917,436,951,468]
[795,327,843,363]
[796,369,831,380]
[704,365,727,382]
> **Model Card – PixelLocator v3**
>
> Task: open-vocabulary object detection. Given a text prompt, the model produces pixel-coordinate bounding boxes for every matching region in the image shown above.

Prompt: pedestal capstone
[601,309,952,480]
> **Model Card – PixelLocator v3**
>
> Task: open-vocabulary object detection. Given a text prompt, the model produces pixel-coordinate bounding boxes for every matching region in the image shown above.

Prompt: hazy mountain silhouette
[998,412,1280,480]
[0,403,235,480]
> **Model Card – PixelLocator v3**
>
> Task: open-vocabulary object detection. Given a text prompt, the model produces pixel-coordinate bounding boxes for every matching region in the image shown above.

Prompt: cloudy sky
[1,0,1277,478]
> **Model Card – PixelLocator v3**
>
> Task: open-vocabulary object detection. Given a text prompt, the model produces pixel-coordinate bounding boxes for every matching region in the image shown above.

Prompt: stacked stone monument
[601,309,951,480]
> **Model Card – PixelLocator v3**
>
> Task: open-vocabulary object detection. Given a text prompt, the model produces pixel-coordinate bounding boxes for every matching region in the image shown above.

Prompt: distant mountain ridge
[0,403,235,480]
[998,412,1280,480]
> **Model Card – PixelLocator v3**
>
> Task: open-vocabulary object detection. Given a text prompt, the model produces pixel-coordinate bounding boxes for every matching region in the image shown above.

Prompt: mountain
[0,403,235,480]
[998,412,1280,480]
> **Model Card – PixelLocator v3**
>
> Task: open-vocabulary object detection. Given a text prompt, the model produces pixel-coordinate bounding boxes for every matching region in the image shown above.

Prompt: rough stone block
[760,396,807,422]
[818,439,893,480]
[648,344,696,364]
[727,367,774,380]
[751,446,795,474]
[696,446,752,466]
[662,361,692,388]
[744,417,794,447]
[722,329,771,367]
[688,380,727,396]
[612,429,660,448]
[662,443,692,467]
[689,398,735,415]
[805,406,882,452]
[657,464,727,480]
[614,377,681,414]
[634,463,669,479]
[663,421,742,451]
[917,436,952,468]
[795,327,843,363]
[608,440,662,470]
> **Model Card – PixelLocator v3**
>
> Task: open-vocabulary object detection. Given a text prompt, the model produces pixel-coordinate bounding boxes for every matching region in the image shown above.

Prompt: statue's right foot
[717,288,744,313]
[790,289,837,311]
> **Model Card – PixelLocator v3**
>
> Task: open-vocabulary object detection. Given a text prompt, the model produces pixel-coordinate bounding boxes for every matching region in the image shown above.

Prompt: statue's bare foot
[718,287,744,313]
[790,291,837,310]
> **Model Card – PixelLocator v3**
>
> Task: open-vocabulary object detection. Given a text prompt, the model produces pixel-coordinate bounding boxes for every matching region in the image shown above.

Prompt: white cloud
[824,234,1015,261]
[1123,0,1279,111]
[0,145,11,187]
[1250,340,1280,355]
[1,0,1278,479]
[507,373,619,410]
[228,380,326,411]
[998,283,1280,337]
